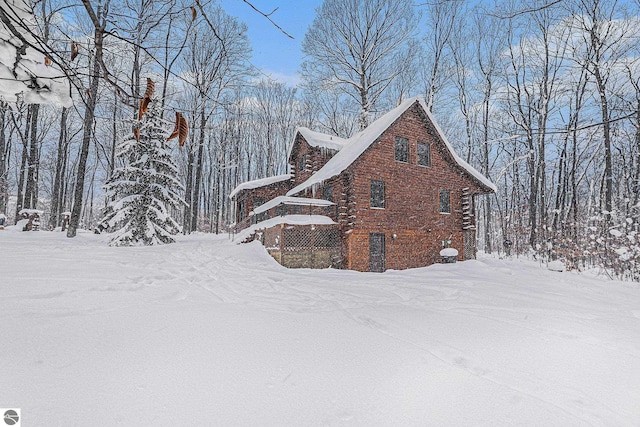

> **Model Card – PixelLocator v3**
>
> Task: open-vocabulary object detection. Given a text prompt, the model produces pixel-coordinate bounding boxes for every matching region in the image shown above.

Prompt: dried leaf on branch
[178,115,188,147]
[144,78,155,99]
[71,42,79,61]
[138,97,150,119]
[167,112,182,141]
[138,78,155,119]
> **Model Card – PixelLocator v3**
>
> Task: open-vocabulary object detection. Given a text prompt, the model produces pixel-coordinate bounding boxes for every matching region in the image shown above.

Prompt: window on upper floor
[394,137,409,163]
[238,199,246,222]
[439,190,451,214]
[253,197,267,222]
[418,142,431,167]
[298,154,306,172]
[252,196,265,209]
[371,180,385,208]
[322,184,334,202]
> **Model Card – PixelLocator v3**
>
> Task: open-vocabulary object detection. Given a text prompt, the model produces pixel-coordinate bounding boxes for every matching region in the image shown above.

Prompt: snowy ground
[1,230,640,426]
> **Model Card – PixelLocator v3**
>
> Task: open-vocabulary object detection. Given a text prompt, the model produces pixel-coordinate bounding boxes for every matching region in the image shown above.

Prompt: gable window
[418,142,431,167]
[298,154,306,172]
[253,197,266,222]
[252,196,266,209]
[439,190,450,214]
[322,184,337,216]
[370,180,385,208]
[238,199,246,222]
[322,184,334,202]
[394,137,409,163]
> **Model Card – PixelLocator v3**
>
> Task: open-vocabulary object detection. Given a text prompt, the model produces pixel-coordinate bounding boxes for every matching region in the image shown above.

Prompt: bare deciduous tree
[301,0,417,130]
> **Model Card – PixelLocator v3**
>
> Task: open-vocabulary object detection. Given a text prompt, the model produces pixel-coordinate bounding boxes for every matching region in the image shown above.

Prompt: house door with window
[369,233,386,272]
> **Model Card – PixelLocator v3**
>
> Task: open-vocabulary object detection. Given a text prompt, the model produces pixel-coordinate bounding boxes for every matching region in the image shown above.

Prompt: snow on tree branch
[0,0,71,106]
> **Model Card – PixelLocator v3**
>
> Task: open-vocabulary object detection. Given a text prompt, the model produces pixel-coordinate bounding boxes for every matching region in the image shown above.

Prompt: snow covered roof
[287,97,497,196]
[234,214,337,243]
[0,0,72,106]
[287,127,349,159]
[251,196,334,215]
[229,174,292,199]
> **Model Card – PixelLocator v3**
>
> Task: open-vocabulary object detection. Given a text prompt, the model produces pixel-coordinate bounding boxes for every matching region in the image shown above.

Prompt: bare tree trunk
[593,65,613,221]
[183,146,194,233]
[59,140,70,216]
[49,107,68,229]
[0,103,8,214]
[482,82,492,254]
[14,108,31,221]
[527,133,537,249]
[191,108,206,232]
[552,138,568,233]
[109,95,117,176]
[23,104,39,209]
[67,29,102,237]
[86,156,98,228]
[634,99,640,208]
[358,75,370,130]
[570,126,579,239]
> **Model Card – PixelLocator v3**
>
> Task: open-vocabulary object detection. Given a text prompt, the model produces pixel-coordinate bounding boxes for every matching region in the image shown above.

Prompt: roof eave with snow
[251,196,335,216]
[286,127,349,161]
[229,173,292,200]
[234,214,337,243]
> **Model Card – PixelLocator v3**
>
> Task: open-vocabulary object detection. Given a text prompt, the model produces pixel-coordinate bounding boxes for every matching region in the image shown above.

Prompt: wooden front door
[369,233,386,272]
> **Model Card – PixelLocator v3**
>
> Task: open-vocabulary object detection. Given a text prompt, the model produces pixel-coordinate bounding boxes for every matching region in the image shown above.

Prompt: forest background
[0,0,639,279]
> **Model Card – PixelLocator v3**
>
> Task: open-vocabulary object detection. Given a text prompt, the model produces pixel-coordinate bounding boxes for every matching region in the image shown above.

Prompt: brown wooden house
[230,97,496,272]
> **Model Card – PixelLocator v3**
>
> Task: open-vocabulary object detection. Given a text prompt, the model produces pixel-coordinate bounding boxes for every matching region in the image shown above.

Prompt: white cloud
[261,70,301,87]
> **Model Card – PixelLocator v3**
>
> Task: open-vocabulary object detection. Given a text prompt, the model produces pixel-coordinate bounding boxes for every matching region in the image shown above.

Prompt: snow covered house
[230,97,496,272]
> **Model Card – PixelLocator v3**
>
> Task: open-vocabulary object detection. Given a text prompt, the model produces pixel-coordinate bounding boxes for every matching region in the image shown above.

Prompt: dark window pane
[418,142,431,167]
[371,180,385,208]
[394,137,408,162]
[275,204,286,217]
[253,197,266,222]
[238,199,246,222]
[298,154,306,172]
[439,190,450,213]
[322,184,334,202]
[252,197,265,209]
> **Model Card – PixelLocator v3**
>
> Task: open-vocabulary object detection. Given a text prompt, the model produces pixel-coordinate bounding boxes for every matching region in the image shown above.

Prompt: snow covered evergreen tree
[100,99,184,246]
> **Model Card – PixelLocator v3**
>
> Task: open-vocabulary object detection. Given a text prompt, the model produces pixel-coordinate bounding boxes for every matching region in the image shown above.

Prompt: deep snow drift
[1,230,639,426]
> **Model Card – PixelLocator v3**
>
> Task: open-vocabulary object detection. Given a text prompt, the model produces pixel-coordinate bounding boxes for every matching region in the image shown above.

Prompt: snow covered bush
[100,99,184,246]
[575,212,640,281]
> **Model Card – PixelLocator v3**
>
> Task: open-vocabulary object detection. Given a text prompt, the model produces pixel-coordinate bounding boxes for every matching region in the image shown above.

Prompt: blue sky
[220,0,324,86]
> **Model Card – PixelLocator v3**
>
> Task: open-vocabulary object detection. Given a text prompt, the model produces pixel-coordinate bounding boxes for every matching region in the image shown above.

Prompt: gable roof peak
[288,127,349,160]
[287,96,496,196]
